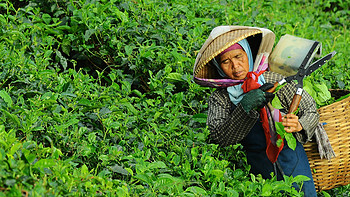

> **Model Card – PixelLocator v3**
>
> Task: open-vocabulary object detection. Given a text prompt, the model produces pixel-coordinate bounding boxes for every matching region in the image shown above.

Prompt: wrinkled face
[219,49,250,80]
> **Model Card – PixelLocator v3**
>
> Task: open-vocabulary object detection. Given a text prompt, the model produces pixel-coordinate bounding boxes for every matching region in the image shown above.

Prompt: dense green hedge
[0,0,349,196]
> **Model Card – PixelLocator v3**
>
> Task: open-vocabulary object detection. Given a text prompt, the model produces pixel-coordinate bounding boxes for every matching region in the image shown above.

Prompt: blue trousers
[241,120,317,197]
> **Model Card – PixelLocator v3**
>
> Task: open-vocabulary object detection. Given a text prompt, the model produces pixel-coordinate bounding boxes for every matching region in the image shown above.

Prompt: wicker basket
[303,89,350,191]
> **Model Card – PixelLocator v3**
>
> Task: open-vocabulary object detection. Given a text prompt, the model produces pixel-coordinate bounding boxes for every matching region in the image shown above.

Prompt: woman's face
[219,49,250,80]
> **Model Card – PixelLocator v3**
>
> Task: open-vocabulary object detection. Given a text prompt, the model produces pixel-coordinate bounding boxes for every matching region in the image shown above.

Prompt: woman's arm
[207,88,259,147]
[264,71,319,143]
[277,82,319,143]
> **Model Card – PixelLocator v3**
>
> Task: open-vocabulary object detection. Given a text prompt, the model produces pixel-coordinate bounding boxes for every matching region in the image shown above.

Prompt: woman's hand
[282,114,303,133]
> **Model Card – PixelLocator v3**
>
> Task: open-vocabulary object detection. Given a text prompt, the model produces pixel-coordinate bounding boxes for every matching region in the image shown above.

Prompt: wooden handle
[288,94,302,114]
[266,82,280,93]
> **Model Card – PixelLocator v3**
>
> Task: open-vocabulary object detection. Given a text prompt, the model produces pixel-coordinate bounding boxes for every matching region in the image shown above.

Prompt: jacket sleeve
[206,89,259,147]
[264,71,320,144]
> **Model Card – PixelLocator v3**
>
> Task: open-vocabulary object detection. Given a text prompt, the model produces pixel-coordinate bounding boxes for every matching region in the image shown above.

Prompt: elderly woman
[193,26,318,196]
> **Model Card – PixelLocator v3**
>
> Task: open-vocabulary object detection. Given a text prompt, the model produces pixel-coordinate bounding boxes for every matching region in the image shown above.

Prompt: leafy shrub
[0,0,349,196]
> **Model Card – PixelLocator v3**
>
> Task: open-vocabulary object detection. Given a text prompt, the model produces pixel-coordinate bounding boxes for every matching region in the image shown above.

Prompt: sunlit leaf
[271,96,283,109]
[261,183,272,196]
[285,133,296,150]
[0,90,12,107]
[109,164,129,175]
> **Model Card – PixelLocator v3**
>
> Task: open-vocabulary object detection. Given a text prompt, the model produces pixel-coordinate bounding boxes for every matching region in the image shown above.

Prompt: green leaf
[314,83,331,104]
[1,110,20,127]
[261,183,272,196]
[285,133,296,150]
[42,13,52,24]
[271,96,283,109]
[303,78,331,106]
[33,159,56,169]
[276,139,283,148]
[78,98,92,106]
[125,45,134,56]
[8,142,21,157]
[134,174,152,184]
[192,113,207,123]
[293,175,310,183]
[0,90,12,107]
[303,78,317,99]
[56,50,67,70]
[166,73,184,82]
[275,122,285,136]
[24,153,36,164]
[149,161,167,169]
[84,29,96,41]
[211,169,224,178]
[185,186,207,195]
[81,164,89,176]
[321,191,331,197]
[227,189,239,197]
[109,164,129,175]
[5,179,16,187]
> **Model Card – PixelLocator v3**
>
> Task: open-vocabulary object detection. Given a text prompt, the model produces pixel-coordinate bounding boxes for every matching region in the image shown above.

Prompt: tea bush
[0,0,349,196]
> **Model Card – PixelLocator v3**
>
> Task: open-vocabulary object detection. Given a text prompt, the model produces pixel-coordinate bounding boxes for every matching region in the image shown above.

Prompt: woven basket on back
[303,89,350,191]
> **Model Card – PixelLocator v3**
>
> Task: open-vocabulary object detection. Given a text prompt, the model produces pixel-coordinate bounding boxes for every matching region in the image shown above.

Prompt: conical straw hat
[193,26,275,87]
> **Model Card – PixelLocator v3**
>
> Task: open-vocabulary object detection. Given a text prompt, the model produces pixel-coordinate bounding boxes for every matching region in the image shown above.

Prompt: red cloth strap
[242,70,284,163]
[260,108,284,163]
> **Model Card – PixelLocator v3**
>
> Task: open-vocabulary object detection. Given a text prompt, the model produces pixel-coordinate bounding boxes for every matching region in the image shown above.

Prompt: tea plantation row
[0,0,349,196]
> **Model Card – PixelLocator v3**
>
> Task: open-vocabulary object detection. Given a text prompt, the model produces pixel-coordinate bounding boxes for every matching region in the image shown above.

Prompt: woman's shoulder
[263,71,285,83]
[209,88,230,103]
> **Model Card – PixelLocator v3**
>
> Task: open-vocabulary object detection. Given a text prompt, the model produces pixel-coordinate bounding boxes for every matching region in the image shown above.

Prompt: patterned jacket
[207,71,319,147]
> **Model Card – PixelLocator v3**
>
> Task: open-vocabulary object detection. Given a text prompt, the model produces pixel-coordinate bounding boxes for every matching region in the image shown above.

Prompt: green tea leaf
[276,139,283,148]
[81,164,89,176]
[33,159,56,169]
[275,122,285,136]
[321,191,332,197]
[192,113,207,123]
[56,50,67,70]
[1,110,20,127]
[285,133,296,150]
[303,78,331,106]
[109,164,129,175]
[271,96,283,109]
[303,78,317,100]
[293,175,310,183]
[227,189,239,197]
[166,73,184,82]
[149,161,167,169]
[185,186,207,195]
[314,83,331,104]
[125,45,134,56]
[84,29,96,41]
[78,98,92,106]
[261,183,272,196]
[211,169,224,178]
[0,90,12,107]
[42,13,52,24]
[8,142,21,157]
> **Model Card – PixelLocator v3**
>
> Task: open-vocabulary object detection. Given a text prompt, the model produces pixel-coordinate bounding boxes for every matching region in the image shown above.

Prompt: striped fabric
[207,71,319,146]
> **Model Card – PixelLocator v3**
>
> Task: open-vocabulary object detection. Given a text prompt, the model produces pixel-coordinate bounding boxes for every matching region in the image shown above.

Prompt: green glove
[240,89,267,112]
[259,83,275,103]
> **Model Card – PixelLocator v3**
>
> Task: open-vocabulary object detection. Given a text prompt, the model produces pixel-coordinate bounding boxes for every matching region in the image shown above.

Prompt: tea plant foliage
[0,0,349,196]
